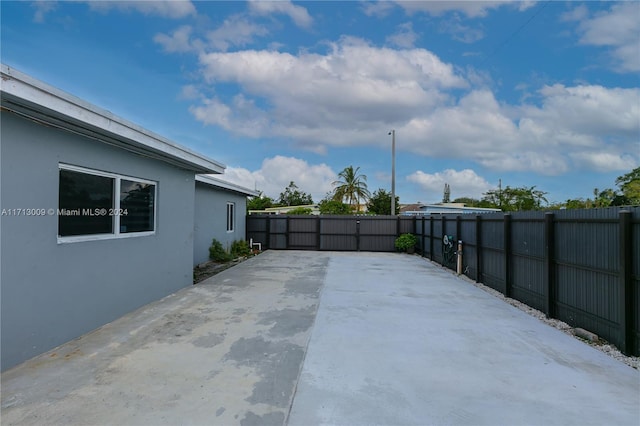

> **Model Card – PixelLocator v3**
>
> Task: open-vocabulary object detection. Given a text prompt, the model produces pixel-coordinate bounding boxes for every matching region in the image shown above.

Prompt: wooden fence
[246,206,639,356]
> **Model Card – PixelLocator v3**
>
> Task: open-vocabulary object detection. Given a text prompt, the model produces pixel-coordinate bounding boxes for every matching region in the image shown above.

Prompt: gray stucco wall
[194,182,248,266]
[1,111,196,371]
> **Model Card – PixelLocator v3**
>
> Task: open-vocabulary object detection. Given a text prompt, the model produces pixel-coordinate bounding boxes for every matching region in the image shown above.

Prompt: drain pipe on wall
[249,238,262,251]
[457,240,463,275]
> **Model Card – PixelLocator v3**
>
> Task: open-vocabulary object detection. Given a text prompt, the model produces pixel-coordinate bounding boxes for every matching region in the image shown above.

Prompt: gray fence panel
[321,217,357,234]
[510,216,546,310]
[359,217,397,235]
[360,236,396,251]
[287,217,317,250]
[270,217,287,233]
[399,217,415,234]
[511,255,545,310]
[289,216,316,232]
[321,235,357,251]
[633,210,640,355]
[479,218,505,293]
[269,234,286,249]
[246,215,267,247]
[416,217,432,258]
[459,217,477,279]
[553,209,622,347]
[431,217,444,264]
[555,264,619,339]
[288,233,317,249]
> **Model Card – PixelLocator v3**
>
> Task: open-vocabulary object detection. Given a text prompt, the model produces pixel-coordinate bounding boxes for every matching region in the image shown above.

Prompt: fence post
[421,216,426,257]
[266,216,271,250]
[356,219,361,252]
[285,216,290,249]
[476,215,482,283]
[619,210,633,355]
[504,213,512,297]
[544,212,556,318]
[429,216,434,261]
[442,216,447,267]
[316,215,321,251]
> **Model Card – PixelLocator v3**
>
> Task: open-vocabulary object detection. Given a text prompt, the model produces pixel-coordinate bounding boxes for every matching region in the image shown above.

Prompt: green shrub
[318,200,352,215]
[395,233,417,252]
[230,239,252,258]
[287,207,313,215]
[209,239,233,262]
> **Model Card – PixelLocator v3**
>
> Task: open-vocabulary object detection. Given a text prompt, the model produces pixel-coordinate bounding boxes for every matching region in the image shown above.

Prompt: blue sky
[2,1,639,205]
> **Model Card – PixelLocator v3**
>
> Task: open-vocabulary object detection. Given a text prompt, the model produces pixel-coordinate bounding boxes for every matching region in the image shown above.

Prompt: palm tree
[332,166,371,212]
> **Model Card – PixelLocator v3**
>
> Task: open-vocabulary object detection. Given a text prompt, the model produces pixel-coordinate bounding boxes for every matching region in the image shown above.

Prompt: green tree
[615,167,640,205]
[367,189,399,215]
[247,192,274,212]
[564,198,590,209]
[332,166,371,212]
[594,188,617,208]
[452,197,482,207]
[278,181,313,206]
[318,199,352,215]
[482,185,548,211]
[287,207,313,215]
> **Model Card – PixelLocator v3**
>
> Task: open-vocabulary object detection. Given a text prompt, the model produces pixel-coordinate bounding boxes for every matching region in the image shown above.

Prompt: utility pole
[389,130,396,215]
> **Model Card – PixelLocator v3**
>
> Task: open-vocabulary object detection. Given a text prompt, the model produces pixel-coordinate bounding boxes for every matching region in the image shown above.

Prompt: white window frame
[226,202,235,232]
[58,163,157,244]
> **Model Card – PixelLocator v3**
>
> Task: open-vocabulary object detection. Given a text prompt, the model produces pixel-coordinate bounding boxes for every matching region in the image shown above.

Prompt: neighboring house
[0,64,246,371]
[194,175,259,266]
[249,204,320,215]
[400,203,501,215]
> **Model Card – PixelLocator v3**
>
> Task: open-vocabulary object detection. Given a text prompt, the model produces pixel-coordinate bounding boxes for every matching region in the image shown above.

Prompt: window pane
[120,180,155,233]
[59,169,114,236]
[227,203,234,231]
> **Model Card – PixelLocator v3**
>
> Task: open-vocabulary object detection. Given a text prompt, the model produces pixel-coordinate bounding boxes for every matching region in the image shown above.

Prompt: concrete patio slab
[2,251,639,426]
[1,251,329,426]
[288,252,640,426]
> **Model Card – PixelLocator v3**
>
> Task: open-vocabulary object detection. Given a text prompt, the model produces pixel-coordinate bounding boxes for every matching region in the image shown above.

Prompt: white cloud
[362,0,535,19]
[183,37,637,177]
[154,15,269,53]
[407,169,493,200]
[560,4,588,23]
[154,25,202,53]
[87,0,196,19]
[206,14,269,51]
[397,84,639,176]
[401,90,520,158]
[395,0,534,18]
[527,84,639,138]
[31,1,56,23]
[248,0,313,29]
[361,1,396,17]
[192,37,467,151]
[386,22,419,48]
[571,2,640,73]
[190,94,269,138]
[217,156,337,201]
[570,152,638,173]
[179,84,200,100]
[439,15,485,43]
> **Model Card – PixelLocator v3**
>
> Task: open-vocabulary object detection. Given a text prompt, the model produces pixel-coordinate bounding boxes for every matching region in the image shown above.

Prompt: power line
[481,1,552,65]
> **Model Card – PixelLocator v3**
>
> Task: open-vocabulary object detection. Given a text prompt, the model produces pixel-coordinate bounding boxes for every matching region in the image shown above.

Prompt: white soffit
[196,175,260,197]
[0,64,225,174]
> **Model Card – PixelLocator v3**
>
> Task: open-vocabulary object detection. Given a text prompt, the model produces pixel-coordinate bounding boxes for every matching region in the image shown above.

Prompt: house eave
[1,64,225,174]
[196,175,260,197]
